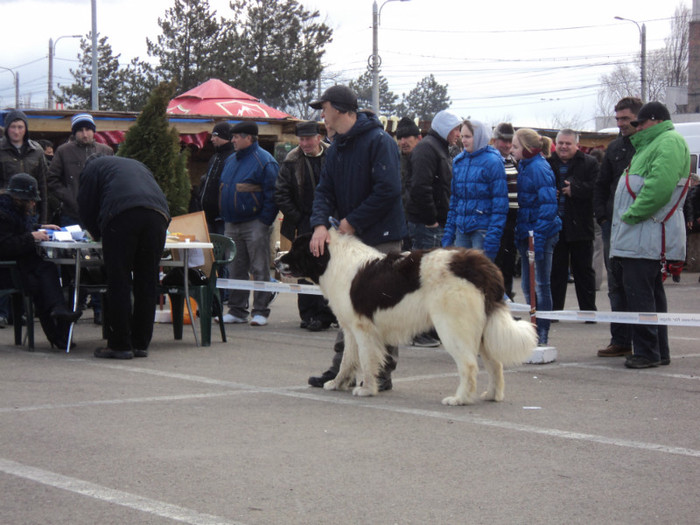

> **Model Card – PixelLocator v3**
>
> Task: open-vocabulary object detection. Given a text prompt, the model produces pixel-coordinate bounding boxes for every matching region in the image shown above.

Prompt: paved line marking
[0,458,245,525]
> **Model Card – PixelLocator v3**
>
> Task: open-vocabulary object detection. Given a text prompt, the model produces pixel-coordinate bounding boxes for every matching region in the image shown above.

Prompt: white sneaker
[250,315,268,326]
[219,313,248,324]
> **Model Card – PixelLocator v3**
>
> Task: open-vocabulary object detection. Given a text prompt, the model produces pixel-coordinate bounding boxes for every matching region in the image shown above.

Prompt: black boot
[308,332,344,387]
[377,345,398,391]
[50,304,82,323]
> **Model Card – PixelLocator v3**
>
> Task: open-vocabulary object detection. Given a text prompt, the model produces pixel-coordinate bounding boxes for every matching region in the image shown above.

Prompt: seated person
[0,173,82,349]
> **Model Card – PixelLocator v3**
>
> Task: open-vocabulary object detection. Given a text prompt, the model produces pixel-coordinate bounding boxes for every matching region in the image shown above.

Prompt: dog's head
[274,233,330,284]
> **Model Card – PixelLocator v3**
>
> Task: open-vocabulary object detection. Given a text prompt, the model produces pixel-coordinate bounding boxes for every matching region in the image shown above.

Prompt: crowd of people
[1,89,698,374]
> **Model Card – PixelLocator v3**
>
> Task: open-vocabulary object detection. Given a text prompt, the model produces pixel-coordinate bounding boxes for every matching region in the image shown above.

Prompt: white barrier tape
[217,278,324,295]
[217,279,700,327]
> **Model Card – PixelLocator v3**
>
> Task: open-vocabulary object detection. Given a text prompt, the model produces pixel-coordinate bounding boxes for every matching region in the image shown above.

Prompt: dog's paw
[323,380,337,391]
[441,395,473,406]
[480,389,504,402]
[480,389,503,402]
[352,385,374,397]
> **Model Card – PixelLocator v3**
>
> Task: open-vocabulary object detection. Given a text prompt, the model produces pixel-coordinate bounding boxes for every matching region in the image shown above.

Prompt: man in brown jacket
[47,113,113,226]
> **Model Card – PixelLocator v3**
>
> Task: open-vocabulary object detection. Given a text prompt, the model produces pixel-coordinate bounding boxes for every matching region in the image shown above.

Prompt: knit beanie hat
[493,122,514,141]
[71,113,96,134]
[395,117,420,139]
[430,110,462,141]
[212,122,233,140]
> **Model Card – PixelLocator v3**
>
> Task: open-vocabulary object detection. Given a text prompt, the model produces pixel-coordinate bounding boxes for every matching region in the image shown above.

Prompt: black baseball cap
[309,85,358,111]
[631,101,671,127]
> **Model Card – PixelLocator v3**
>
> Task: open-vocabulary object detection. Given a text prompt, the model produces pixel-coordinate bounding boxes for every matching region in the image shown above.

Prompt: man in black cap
[199,122,235,235]
[219,120,279,327]
[609,101,690,368]
[306,85,406,390]
[0,173,82,348]
[275,121,336,331]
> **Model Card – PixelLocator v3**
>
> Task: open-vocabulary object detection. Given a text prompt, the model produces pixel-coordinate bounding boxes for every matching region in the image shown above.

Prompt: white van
[672,122,700,179]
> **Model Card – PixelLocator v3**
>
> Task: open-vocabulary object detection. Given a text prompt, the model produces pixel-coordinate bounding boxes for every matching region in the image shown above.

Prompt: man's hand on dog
[311,226,330,256]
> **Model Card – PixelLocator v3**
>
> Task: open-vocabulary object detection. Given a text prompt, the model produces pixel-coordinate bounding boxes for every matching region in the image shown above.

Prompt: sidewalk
[1,274,699,524]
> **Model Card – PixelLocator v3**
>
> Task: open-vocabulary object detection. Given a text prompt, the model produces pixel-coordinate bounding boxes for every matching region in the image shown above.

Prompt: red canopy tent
[167,79,291,120]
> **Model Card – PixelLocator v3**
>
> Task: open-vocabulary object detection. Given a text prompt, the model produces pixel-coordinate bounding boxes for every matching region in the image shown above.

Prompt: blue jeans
[407,222,444,250]
[455,230,487,252]
[518,233,558,344]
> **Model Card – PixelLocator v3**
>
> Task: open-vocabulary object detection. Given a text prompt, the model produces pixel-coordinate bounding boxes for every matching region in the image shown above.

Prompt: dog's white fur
[286,230,537,405]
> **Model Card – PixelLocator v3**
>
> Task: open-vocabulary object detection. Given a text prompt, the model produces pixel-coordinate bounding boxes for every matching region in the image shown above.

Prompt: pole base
[525,345,557,364]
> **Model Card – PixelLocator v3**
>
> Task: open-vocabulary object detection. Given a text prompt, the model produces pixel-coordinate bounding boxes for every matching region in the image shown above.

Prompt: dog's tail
[482,305,537,366]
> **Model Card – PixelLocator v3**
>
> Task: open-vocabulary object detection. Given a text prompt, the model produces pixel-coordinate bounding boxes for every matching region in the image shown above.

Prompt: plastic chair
[163,234,236,347]
[0,261,35,350]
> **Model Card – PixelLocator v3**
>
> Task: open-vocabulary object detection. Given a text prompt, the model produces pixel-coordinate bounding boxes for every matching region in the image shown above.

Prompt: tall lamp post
[615,16,647,102]
[371,0,410,115]
[0,66,19,108]
[48,34,81,109]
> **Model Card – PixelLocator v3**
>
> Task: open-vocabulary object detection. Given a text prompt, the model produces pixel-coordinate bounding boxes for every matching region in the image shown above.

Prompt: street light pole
[0,66,19,108]
[48,34,81,109]
[615,16,647,102]
[371,0,410,115]
[91,0,99,111]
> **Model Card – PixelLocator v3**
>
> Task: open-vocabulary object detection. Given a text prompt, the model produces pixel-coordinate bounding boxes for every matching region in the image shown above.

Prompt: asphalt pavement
[1,273,699,524]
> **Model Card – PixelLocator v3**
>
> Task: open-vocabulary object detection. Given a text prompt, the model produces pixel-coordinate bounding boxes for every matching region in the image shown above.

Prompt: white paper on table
[53,231,74,241]
[64,224,82,232]
[188,249,205,268]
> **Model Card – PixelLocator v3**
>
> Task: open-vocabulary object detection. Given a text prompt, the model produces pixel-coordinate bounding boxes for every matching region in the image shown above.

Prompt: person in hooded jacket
[307,84,406,391]
[512,128,562,346]
[442,119,508,261]
[406,109,461,251]
[0,109,48,222]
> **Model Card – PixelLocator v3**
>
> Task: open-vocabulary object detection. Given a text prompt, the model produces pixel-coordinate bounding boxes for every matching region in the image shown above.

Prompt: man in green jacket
[609,101,690,369]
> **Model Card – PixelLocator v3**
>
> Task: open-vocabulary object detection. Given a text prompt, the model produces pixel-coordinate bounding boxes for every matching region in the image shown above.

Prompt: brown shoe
[597,344,632,357]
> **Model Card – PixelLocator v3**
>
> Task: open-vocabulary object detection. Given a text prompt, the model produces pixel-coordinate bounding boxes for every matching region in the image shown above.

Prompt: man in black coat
[593,97,642,357]
[78,156,170,359]
[275,121,335,331]
[199,122,235,235]
[0,173,81,348]
[548,129,598,313]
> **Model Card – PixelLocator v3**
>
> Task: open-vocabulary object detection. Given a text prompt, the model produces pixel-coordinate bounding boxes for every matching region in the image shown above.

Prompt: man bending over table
[78,156,170,360]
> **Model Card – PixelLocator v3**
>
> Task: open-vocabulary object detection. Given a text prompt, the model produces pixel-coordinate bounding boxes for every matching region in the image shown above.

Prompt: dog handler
[307,85,406,390]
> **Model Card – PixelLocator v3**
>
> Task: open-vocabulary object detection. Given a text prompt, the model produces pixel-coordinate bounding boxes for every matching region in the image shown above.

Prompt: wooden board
[168,211,214,276]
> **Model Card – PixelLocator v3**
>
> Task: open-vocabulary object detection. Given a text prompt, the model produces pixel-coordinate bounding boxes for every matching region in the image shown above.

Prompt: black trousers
[550,238,597,311]
[495,208,517,299]
[101,208,168,352]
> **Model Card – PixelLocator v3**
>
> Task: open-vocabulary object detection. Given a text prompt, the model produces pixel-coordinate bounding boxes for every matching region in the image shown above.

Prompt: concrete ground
[1,274,699,524]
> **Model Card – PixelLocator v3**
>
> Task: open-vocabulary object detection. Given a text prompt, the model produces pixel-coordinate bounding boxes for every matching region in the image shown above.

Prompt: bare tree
[596,3,689,117]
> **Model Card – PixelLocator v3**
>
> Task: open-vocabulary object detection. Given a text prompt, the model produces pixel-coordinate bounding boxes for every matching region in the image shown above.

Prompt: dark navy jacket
[78,156,170,240]
[311,111,406,247]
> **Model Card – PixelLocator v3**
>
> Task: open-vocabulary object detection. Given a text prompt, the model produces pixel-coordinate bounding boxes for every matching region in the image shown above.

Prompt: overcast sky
[0,0,691,130]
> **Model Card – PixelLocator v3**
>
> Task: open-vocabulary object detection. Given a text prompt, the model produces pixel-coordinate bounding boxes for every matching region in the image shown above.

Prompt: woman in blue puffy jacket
[442,120,508,260]
[512,128,562,345]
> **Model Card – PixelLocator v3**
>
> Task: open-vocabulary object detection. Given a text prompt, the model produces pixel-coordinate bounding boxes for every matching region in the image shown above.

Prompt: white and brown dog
[276,230,536,405]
